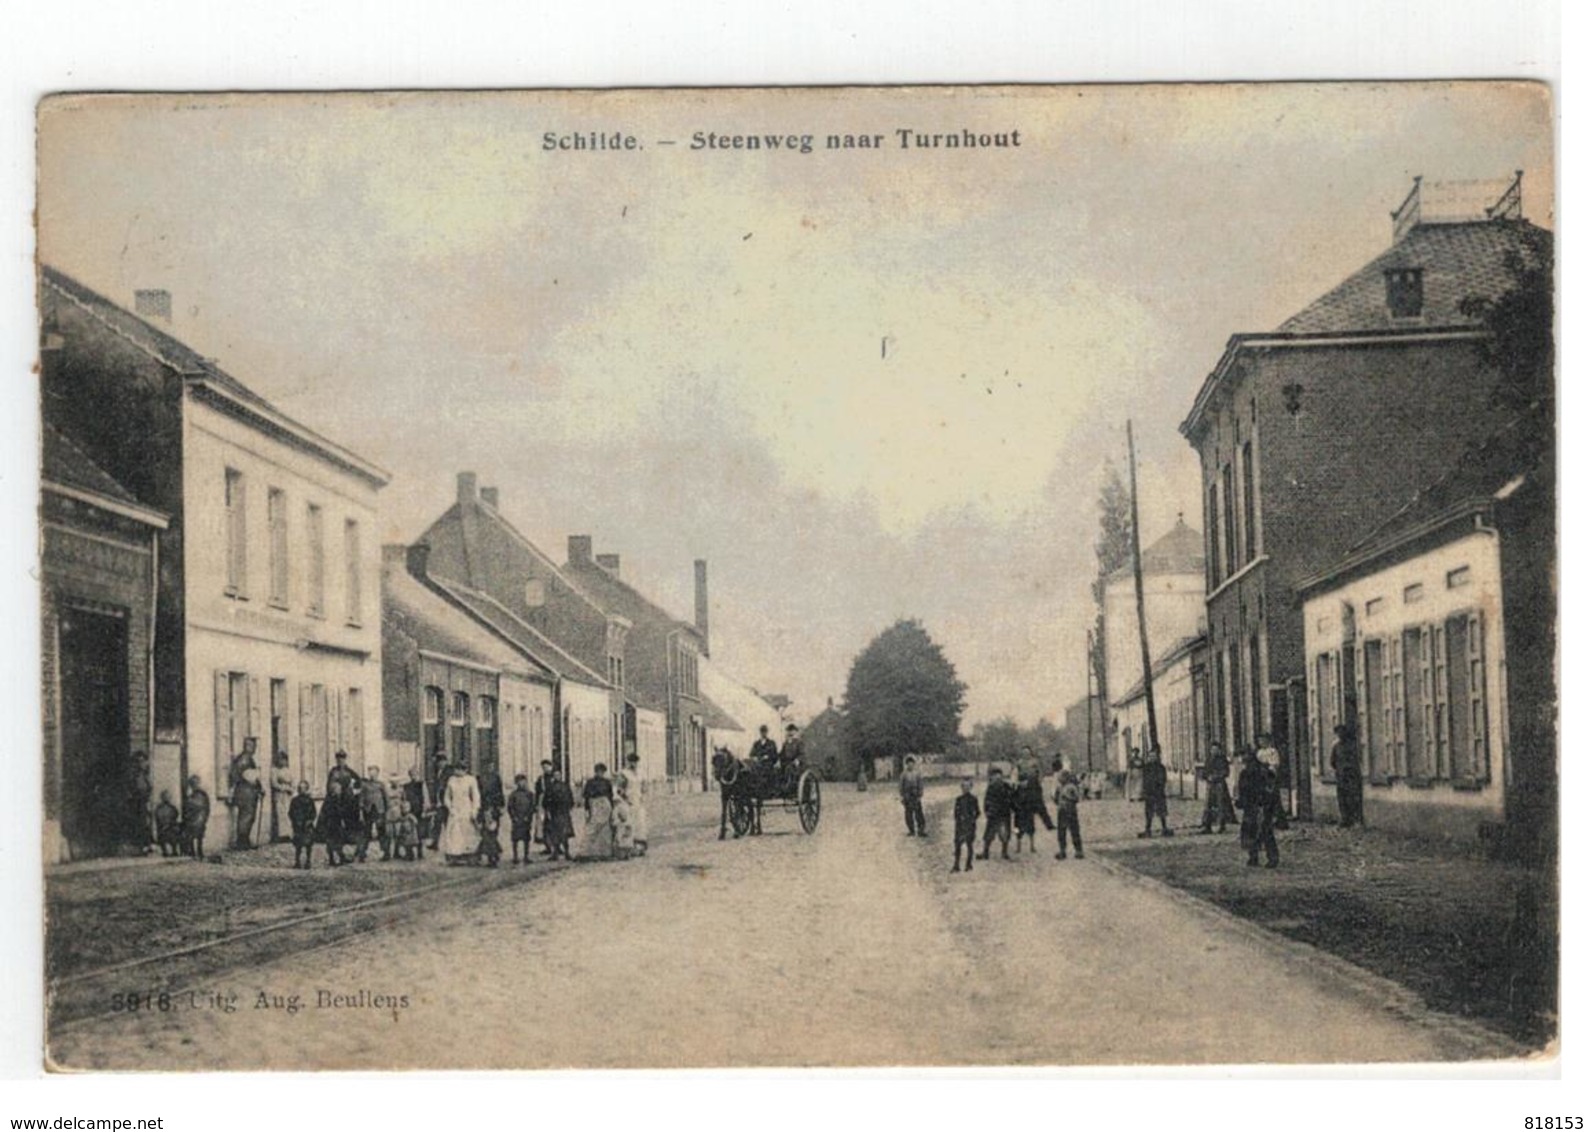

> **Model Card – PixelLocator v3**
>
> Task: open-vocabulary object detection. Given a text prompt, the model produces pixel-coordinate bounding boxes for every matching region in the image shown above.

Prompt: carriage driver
[750,724,780,772]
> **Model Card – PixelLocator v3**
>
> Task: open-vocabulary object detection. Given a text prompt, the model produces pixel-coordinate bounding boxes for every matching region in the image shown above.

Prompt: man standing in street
[1255,733,1289,829]
[1198,742,1235,835]
[899,755,927,836]
[1237,748,1281,868]
[403,766,427,860]
[1137,746,1173,838]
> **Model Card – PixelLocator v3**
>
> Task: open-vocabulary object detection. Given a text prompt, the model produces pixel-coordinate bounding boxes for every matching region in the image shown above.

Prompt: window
[423,686,445,764]
[449,691,468,725]
[1248,633,1263,750]
[1313,651,1342,777]
[1403,583,1424,605]
[225,468,248,597]
[344,519,362,624]
[306,504,325,616]
[1241,440,1258,564]
[1447,566,1472,590]
[1385,267,1424,319]
[450,691,471,768]
[476,695,496,730]
[1444,612,1490,781]
[266,488,288,606]
[1365,596,1385,617]
[1221,464,1237,579]
[1206,481,1221,591]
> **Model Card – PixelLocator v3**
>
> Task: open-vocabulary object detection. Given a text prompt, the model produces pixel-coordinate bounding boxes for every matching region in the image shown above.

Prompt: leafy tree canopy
[843,619,967,762]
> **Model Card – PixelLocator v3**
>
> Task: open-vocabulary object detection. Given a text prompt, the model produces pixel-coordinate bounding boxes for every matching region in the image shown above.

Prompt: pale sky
[36,84,1552,724]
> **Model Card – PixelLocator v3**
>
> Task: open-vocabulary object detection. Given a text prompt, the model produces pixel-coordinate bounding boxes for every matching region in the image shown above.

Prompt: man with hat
[777,723,805,793]
[899,755,927,837]
[749,724,779,774]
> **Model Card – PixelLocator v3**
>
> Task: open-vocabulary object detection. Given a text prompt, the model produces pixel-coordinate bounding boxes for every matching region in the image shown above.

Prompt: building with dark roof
[381,546,557,796]
[40,267,390,856]
[563,537,720,790]
[41,424,168,862]
[1177,175,1551,819]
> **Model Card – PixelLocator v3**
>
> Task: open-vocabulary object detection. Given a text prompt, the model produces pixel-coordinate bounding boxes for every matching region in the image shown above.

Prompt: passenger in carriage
[778,723,805,792]
[749,725,779,773]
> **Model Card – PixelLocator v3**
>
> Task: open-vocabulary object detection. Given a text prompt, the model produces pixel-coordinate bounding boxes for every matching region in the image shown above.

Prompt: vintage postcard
[35,84,1554,1071]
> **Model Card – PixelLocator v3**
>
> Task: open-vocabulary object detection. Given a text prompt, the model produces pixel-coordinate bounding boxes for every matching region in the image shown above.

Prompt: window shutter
[235,478,248,598]
[248,676,262,740]
[214,670,232,784]
[299,683,314,790]
[1470,612,1490,783]
[1418,627,1435,777]
[1389,635,1407,777]
[1432,621,1450,778]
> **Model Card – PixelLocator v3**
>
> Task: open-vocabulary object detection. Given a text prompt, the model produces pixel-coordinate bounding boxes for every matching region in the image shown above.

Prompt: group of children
[949,757,1085,873]
[151,775,214,858]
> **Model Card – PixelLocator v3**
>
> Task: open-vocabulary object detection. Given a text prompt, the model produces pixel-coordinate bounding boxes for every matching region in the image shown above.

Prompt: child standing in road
[952,777,980,873]
[507,773,537,864]
[288,780,317,869]
[1052,760,1084,860]
[182,776,210,858]
[980,767,1013,861]
[154,790,181,857]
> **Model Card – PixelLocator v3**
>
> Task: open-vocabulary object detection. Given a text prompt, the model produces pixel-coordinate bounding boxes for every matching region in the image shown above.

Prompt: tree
[1089,462,1133,750]
[970,716,1024,763]
[843,619,968,769]
[1459,233,1554,418]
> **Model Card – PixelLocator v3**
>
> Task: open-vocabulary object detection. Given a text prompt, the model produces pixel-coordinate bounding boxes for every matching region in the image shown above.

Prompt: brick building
[40,267,389,852]
[380,546,557,798]
[1178,176,1550,817]
[41,425,168,861]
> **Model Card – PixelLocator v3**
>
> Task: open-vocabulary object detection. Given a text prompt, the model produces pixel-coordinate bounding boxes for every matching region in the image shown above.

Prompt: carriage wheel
[730,795,754,837]
[797,771,821,834]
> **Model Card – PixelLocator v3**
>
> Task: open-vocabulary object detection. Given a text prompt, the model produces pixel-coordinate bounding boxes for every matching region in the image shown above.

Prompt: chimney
[596,553,621,575]
[694,559,710,657]
[457,471,478,507]
[134,289,172,325]
[480,486,499,509]
[406,542,431,581]
[568,535,593,566]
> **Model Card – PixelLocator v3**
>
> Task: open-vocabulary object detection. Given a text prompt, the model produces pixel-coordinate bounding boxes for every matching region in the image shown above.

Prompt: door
[58,606,130,859]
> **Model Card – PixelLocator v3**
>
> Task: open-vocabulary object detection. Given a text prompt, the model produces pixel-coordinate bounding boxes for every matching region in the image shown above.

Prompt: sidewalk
[46,788,724,983]
[1080,791,1554,1047]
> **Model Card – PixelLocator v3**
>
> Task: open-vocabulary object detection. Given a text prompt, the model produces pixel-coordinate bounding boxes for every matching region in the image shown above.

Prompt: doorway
[58,605,130,859]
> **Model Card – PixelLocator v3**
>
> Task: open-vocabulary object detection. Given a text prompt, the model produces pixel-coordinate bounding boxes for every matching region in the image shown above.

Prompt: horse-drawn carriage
[711,748,822,838]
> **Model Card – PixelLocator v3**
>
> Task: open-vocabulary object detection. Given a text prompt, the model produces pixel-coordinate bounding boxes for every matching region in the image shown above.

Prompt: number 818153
[1526,1119,1583,1129]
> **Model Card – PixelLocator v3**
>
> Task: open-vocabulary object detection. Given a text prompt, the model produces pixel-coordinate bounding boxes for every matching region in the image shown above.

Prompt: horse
[711,747,763,839]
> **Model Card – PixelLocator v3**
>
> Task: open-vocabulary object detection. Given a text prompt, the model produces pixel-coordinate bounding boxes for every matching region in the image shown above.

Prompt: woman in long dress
[578,764,615,860]
[616,754,649,857]
[440,762,481,864]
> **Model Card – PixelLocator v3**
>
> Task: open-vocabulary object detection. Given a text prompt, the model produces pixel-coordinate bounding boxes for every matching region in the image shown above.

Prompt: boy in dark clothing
[355,770,388,862]
[1236,751,1281,868]
[1052,760,1084,859]
[1137,748,1173,838]
[534,759,557,856]
[402,767,427,860]
[317,779,351,866]
[181,777,210,858]
[154,790,181,857]
[288,780,317,870]
[477,809,503,868]
[952,778,980,872]
[899,756,927,837]
[507,774,537,864]
[980,768,1013,860]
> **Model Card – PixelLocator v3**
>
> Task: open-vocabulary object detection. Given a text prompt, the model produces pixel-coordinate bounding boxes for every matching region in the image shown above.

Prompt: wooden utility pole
[1084,630,1095,773]
[1127,420,1160,754]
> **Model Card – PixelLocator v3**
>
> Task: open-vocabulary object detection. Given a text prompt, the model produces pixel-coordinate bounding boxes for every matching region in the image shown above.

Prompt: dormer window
[1385,267,1424,319]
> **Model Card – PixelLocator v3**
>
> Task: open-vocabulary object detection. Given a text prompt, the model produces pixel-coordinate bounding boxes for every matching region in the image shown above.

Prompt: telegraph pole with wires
[1127,420,1160,755]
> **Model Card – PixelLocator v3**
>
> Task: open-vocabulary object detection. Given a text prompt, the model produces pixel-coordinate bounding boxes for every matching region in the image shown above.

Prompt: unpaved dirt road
[50,787,1503,1069]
